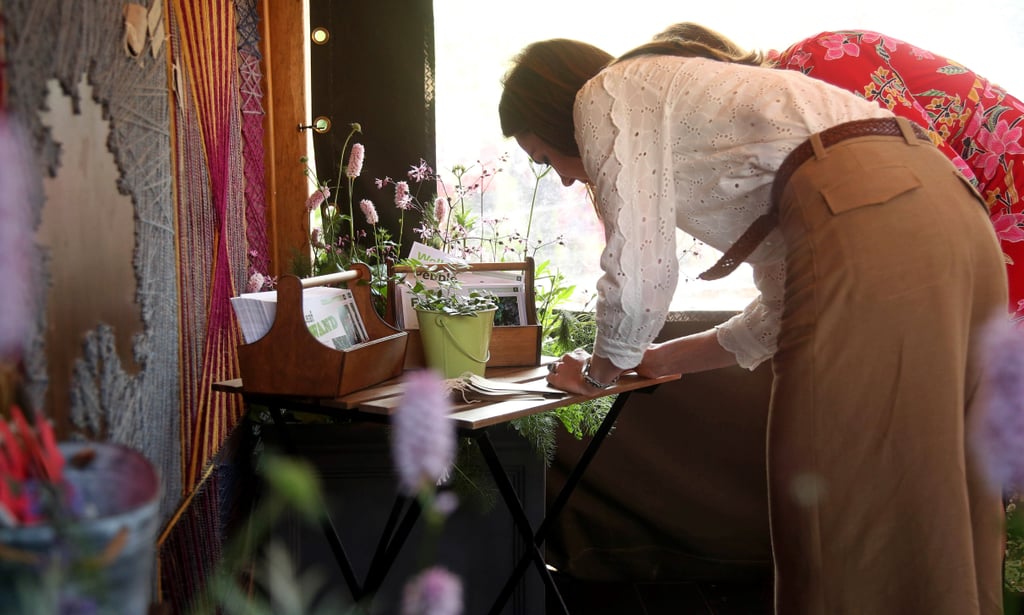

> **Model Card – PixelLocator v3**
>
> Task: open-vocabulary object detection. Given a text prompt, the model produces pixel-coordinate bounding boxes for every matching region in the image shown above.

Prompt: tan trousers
[768,121,1008,615]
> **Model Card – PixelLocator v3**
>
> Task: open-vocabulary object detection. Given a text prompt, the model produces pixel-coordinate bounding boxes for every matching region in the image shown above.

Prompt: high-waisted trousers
[768,120,1008,614]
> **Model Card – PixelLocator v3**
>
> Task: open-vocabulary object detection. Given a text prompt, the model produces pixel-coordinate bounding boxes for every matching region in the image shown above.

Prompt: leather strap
[698,118,930,281]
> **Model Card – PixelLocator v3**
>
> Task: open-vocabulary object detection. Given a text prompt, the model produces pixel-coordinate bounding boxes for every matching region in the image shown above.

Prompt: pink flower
[395,180,412,210]
[391,370,455,495]
[971,313,1024,493]
[0,114,36,361]
[360,199,379,225]
[306,187,329,212]
[408,158,433,182]
[246,272,266,293]
[401,567,463,615]
[346,143,365,179]
[434,196,448,224]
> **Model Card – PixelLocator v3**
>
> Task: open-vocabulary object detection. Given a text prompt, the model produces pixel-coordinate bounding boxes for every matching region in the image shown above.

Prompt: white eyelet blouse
[574,55,893,370]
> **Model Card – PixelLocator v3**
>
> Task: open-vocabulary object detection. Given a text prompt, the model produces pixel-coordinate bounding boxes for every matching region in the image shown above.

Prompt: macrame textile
[2,0,182,519]
[236,0,270,282]
[169,0,248,489]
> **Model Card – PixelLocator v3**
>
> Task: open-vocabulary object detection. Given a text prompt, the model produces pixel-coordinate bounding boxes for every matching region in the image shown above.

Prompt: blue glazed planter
[0,441,161,615]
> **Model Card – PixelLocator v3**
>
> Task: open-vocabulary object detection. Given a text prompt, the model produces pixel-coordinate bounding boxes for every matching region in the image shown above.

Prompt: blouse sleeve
[574,75,679,369]
[715,259,786,370]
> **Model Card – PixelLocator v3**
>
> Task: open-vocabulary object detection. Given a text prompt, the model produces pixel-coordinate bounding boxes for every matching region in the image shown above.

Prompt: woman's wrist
[582,356,620,389]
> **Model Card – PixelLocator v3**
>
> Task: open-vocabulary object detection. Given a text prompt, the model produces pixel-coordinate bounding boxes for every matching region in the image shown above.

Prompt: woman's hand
[545,349,591,395]
[546,349,622,395]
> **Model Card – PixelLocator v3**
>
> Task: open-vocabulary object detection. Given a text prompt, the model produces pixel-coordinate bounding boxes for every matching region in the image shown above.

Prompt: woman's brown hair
[498,39,613,157]
[619,22,765,66]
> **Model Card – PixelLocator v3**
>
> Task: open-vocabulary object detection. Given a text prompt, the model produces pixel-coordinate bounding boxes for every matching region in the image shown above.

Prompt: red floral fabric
[772,30,1024,320]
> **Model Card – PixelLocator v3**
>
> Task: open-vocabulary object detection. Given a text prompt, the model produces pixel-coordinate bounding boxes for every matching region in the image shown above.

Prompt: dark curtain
[308,0,435,251]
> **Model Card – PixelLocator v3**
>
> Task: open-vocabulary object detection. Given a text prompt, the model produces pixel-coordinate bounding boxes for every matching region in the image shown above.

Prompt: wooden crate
[236,264,408,398]
[388,259,542,369]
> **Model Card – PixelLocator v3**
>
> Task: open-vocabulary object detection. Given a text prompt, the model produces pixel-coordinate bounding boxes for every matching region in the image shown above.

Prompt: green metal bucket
[416,308,496,378]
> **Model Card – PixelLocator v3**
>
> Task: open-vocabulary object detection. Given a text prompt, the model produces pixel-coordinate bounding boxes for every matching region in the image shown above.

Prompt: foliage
[398,260,498,316]
[288,122,602,509]
[192,454,359,615]
[288,123,398,314]
[539,310,613,439]
[1008,496,1024,593]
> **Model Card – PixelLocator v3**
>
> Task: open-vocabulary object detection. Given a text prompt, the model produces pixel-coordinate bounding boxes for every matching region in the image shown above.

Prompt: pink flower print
[346,143,365,179]
[951,157,975,182]
[360,199,379,225]
[306,187,329,212]
[971,313,1024,493]
[787,50,811,70]
[858,31,897,53]
[402,566,463,615]
[818,33,860,61]
[964,105,986,142]
[391,369,456,495]
[395,180,412,210]
[991,213,1024,243]
[975,118,1024,180]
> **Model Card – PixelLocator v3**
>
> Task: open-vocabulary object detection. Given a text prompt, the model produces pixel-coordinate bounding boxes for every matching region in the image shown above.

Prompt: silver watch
[582,358,619,389]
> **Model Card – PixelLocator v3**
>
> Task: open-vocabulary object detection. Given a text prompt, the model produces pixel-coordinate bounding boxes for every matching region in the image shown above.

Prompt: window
[434,0,1024,311]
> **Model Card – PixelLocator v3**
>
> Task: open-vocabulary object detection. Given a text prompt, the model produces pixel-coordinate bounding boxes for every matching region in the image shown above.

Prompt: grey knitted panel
[4,0,183,520]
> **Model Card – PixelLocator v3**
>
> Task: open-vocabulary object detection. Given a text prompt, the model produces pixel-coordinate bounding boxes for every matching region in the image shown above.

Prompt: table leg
[358,495,422,599]
[266,405,363,597]
[475,431,568,615]
[485,389,635,615]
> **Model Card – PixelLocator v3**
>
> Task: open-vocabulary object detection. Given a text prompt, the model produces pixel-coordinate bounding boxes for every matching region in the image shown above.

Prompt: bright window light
[435,0,1024,311]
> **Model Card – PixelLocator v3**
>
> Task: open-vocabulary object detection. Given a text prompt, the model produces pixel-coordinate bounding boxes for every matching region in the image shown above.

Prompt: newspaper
[231,286,367,350]
[448,374,567,402]
[398,242,528,329]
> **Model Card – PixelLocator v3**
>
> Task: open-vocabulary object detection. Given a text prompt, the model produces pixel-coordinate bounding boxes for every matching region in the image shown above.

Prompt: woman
[499,36,1006,614]
[659,23,1024,321]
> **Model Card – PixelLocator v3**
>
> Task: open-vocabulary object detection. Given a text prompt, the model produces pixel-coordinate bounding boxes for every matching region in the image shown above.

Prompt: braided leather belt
[699,117,931,281]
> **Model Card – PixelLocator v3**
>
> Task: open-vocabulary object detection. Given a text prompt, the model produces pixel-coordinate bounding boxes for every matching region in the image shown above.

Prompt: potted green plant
[400,260,498,378]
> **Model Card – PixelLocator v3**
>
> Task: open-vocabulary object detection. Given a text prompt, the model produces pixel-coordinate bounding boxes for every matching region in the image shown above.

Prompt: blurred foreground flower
[0,406,67,525]
[391,369,456,496]
[0,113,35,362]
[401,566,463,615]
[972,313,1024,492]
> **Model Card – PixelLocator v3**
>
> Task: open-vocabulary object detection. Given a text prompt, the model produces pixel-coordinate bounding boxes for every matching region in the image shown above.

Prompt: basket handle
[436,318,491,364]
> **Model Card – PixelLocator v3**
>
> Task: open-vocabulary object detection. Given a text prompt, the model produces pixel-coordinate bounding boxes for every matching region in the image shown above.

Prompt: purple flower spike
[392,370,455,495]
[360,199,379,225]
[395,181,412,210]
[305,187,329,212]
[401,566,463,615]
[346,143,365,179]
[972,313,1024,493]
[434,196,448,224]
[0,114,36,361]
